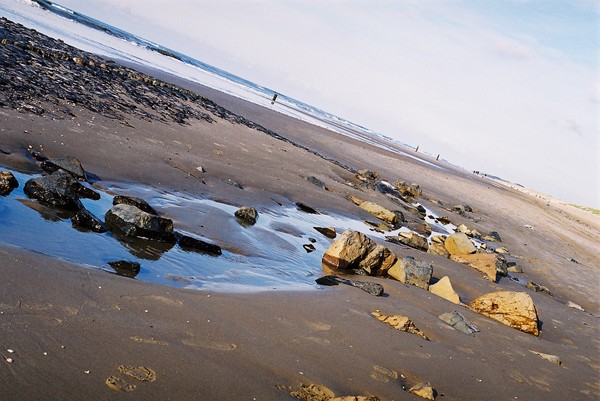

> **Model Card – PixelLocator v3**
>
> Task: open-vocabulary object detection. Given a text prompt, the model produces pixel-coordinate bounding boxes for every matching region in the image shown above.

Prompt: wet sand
[1,31,600,401]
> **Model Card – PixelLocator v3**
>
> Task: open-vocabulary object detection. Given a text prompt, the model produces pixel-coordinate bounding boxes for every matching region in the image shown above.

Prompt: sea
[0,0,446,171]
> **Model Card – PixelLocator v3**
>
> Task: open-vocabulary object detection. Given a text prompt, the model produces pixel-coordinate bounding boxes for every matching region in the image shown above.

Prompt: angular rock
[234,206,258,225]
[438,311,479,334]
[23,172,90,211]
[386,230,428,252]
[314,226,336,239]
[371,311,429,340]
[0,171,19,195]
[358,244,397,276]
[450,253,499,282]
[451,204,472,215]
[113,195,158,215]
[529,350,561,366]
[71,207,106,232]
[526,281,553,296]
[316,275,384,296]
[303,243,316,253]
[306,176,328,190]
[444,232,476,255]
[40,156,86,180]
[507,264,523,273]
[408,382,435,400]
[356,169,379,182]
[427,236,450,257]
[394,181,422,198]
[494,246,510,255]
[105,203,175,242]
[387,256,433,290]
[437,216,452,225]
[177,234,222,255]
[456,224,471,235]
[429,276,460,304]
[566,301,584,311]
[296,202,319,214]
[108,260,141,278]
[468,291,539,336]
[482,231,502,242]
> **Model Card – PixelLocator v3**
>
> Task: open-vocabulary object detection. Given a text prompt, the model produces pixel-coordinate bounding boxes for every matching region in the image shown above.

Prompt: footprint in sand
[105,365,157,392]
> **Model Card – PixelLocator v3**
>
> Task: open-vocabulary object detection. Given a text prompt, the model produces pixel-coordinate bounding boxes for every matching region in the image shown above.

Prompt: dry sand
[1,57,599,400]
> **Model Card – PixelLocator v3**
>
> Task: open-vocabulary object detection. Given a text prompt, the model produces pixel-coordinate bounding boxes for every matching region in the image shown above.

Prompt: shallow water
[0,169,400,292]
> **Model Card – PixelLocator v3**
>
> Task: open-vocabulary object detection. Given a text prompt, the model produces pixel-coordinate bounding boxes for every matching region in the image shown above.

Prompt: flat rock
[529,350,561,366]
[372,310,429,340]
[566,301,584,311]
[40,156,86,180]
[429,276,460,304]
[105,203,175,242]
[468,291,539,336]
[314,226,336,239]
[408,382,435,400]
[438,311,479,334]
[234,206,258,225]
[108,260,141,278]
[387,256,433,290]
[450,253,498,282]
[0,171,19,195]
[113,195,158,215]
[386,230,428,251]
[444,232,476,255]
[177,234,222,255]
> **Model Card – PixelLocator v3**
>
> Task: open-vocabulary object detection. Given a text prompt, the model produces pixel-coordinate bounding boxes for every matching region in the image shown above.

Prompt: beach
[0,17,599,400]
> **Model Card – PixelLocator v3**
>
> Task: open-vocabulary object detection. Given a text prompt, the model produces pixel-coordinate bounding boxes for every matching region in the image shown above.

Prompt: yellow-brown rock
[450,253,498,282]
[468,291,539,336]
[409,382,435,400]
[322,230,370,270]
[359,244,397,276]
[429,276,460,304]
[371,311,429,340]
[444,232,476,255]
[346,195,398,224]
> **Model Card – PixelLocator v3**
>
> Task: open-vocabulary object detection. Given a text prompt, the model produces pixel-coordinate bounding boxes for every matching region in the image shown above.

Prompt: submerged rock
[71,207,106,232]
[234,206,258,225]
[438,311,479,335]
[371,310,429,340]
[429,276,460,304]
[105,203,175,243]
[177,234,222,255]
[444,232,476,256]
[468,291,539,336]
[113,195,158,215]
[450,253,499,282]
[108,260,141,278]
[387,256,433,290]
[40,156,86,180]
[0,171,19,195]
[24,171,99,211]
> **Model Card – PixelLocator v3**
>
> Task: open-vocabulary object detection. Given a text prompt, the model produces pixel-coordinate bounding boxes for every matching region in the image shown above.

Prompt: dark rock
[105,203,175,243]
[314,227,336,238]
[0,171,18,195]
[316,275,384,296]
[234,206,258,225]
[71,208,106,232]
[387,256,433,290]
[108,260,141,278]
[306,176,328,190]
[23,172,88,211]
[438,311,480,335]
[40,156,86,180]
[451,204,473,215]
[303,243,316,253]
[113,195,158,215]
[295,202,319,214]
[227,179,244,189]
[437,216,452,225]
[526,281,553,296]
[177,233,222,255]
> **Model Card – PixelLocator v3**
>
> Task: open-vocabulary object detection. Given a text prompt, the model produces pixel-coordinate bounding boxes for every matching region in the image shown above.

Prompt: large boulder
[0,171,19,195]
[322,230,396,276]
[429,276,460,304]
[387,256,433,290]
[444,232,476,255]
[23,171,99,211]
[450,253,498,282]
[468,291,539,336]
[386,230,428,251]
[105,203,175,243]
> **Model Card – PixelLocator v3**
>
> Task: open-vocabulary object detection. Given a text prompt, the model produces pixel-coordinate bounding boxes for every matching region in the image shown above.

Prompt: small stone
[482,231,502,242]
[195,166,206,173]
[566,301,584,311]
[507,264,523,273]
[494,246,510,255]
[108,260,141,278]
[105,203,175,242]
[386,230,429,252]
[234,206,258,225]
[438,311,479,335]
[303,243,316,253]
[177,234,222,255]
[296,202,319,214]
[408,382,435,400]
[314,227,336,239]
[372,310,429,340]
[529,350,561,366]
[526,281,553,296]
[40,156,86,180]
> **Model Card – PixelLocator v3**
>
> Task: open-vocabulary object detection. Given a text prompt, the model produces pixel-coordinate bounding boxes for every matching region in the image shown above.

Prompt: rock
[234,206,258,225]
[566,301,584,311]
[107,260,141,278]
[456,223,471,235]
[529,350,561,366]
[494,246,510,255]
[105,203,175,243]
[507,263,523,273]
[303,243,316,253]
[450,253,499,282]
[296,202,319,214]
[314,226,336,239]
[437,216,452,225]
[316,275,384,296]
[195,166,206,173]
[306,176,328,190]
[526,281,553,296]
[427,238,450,258]
[444,232,476,255]
[371,311,429,340]
[451,204,472,215]
[387,256,433,290]
[408,382,435,400]
[394,181,422,198]
[40,156,86,180]
[331,397,381,401]
[0,171,19,195]
[356,169,379,182]
[468,291,539,336]
[359,201,399,225]
[23,171,99,211]
[482,231,502,242]
[386,230,428,251]
[429,276,460,304]
[177,234,222,255]
[438,311,479,334]
[113,195,158,215]
[322,230,396,276]
[71,208,106,232]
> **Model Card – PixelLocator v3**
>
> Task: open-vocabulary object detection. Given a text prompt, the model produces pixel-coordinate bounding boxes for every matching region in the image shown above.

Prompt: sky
[42,1,600,207]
